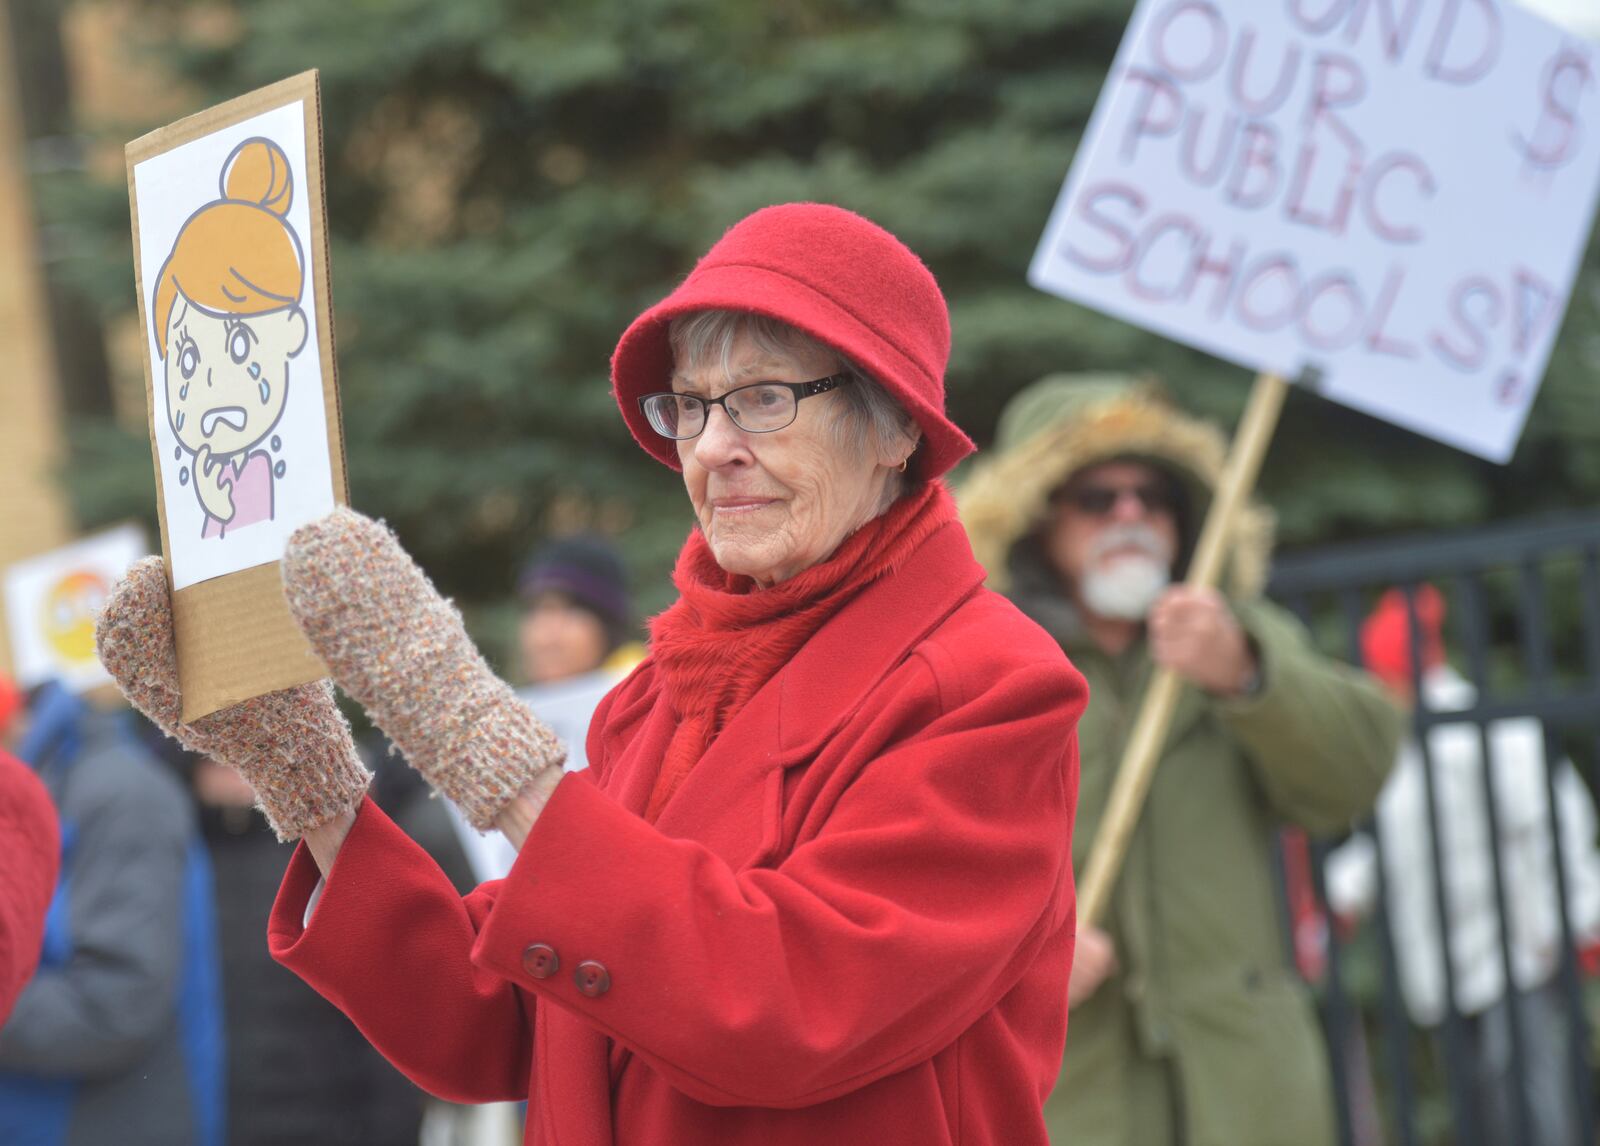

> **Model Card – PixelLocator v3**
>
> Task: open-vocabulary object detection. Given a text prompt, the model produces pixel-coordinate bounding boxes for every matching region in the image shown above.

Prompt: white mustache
[1087,523,1173,565]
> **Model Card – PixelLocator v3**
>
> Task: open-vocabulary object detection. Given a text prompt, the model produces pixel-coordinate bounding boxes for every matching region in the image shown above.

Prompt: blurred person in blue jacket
[0,680,223,1146]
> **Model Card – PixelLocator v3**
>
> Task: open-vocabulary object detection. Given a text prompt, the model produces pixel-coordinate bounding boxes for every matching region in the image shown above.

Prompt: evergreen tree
[37,0,1600,662]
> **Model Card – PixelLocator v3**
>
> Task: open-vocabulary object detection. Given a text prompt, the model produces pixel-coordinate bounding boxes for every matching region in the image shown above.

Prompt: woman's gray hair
[667,310,921,491]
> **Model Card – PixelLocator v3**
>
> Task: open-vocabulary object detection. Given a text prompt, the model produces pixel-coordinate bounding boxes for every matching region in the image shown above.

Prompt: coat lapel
[594,683,680,819]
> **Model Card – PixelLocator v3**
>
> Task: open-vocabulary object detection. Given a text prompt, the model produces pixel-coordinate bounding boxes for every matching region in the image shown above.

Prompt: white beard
[1081,555,1171,620]
[1078,522,1175,621]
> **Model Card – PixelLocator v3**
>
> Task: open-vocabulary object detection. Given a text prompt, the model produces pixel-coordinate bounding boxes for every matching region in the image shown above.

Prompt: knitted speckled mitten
[281,508,566,830]
[95,557,372,840]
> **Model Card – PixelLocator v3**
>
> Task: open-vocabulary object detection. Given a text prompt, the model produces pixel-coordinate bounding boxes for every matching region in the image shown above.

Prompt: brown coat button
[575,960,611,997]
[521,943,560,979]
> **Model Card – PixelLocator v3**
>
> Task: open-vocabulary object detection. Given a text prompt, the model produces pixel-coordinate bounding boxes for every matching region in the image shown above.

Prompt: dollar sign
[1514,49,1592,172]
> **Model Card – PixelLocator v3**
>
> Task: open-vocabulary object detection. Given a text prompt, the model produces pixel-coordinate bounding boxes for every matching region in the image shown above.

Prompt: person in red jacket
[96,204,1087,1146]
[0,676,61,1027]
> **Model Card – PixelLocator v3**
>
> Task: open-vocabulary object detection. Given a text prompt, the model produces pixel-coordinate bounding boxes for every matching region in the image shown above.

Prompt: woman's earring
[897,458,909,474]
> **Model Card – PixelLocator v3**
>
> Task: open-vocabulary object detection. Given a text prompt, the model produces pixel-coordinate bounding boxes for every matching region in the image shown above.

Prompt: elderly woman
[97,204,1086,1146]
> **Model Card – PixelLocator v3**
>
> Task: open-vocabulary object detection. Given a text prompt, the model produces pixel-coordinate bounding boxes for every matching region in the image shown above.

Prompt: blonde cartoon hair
[152,137,304,359]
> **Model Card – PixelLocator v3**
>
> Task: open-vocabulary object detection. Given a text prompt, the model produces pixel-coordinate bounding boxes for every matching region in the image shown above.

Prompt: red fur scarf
[644,481,955,821]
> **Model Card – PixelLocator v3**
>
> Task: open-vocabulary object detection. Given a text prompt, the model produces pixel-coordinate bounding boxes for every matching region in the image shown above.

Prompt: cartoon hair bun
[220,137,293,217]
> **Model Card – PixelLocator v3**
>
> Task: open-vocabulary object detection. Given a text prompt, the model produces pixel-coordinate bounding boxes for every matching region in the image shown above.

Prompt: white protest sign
[1031,0,1600,462]
[4,525,149,692]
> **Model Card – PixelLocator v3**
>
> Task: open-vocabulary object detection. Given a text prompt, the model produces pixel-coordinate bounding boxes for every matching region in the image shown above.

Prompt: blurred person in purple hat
[516,533,642,688]
[446,534,643,924]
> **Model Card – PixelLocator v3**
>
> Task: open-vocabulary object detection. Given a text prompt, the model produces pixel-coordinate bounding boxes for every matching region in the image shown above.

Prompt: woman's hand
[96,557,370,841]
[282,508,567,830]
[193,444,236,523]
[491,769,567,850]
[303,809,358,878]
[1068,926,1119,1008]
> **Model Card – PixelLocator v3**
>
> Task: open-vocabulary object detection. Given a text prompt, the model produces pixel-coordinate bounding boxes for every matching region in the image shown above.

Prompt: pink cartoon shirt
[201,449,275,539]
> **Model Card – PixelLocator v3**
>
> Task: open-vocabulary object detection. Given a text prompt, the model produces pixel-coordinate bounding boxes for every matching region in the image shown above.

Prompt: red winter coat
[0,749,60,1026]
[269,518,1085,1145]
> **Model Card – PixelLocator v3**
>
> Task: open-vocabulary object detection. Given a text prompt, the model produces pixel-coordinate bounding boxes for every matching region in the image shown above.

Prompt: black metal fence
[1268,510,1600,1146]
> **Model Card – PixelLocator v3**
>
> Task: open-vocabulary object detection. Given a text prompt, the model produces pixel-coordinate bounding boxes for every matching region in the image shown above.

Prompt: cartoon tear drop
[258,379,271,404]
[179,382,189,401]
[180,467,189,486]
[174,445,182,460]
[271,435,281,451]
[175,411,186,431]
[249,362,261,379]
[274,461,286,478]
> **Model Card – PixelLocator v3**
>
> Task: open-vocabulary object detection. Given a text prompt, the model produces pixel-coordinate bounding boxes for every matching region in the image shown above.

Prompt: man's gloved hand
[282,508,566,830]
[95,557,371,840]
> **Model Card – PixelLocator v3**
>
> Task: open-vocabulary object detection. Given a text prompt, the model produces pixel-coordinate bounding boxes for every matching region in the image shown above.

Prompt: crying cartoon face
[164,295,308,458]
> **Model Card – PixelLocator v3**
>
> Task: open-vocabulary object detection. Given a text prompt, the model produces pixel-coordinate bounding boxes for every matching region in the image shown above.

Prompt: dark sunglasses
[1055,482,1176,517]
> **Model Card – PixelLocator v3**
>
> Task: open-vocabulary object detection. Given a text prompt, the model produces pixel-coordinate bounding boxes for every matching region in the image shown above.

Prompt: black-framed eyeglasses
[638,374,852,440]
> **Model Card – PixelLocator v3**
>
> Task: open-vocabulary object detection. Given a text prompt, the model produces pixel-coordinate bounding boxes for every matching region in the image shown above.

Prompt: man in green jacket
[959,375,1402,1146]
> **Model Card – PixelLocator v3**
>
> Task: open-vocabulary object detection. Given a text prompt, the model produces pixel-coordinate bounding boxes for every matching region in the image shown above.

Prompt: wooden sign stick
[1076,371,1289,929]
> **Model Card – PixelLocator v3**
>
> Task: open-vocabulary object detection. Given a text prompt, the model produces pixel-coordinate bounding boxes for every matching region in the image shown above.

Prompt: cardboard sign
[4,525,149,692]
[127,72,348,721]
[1031,0,1600,462]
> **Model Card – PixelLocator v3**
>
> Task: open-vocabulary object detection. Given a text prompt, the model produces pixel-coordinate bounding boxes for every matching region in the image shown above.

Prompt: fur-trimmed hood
[956,373,1274,602]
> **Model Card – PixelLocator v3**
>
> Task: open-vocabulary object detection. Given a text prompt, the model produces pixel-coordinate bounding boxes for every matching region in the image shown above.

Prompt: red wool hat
[610,203,975,479]
[1361,584,1448,692]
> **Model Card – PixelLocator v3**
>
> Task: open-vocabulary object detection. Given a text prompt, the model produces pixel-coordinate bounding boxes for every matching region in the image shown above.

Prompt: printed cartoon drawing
[151,137,308,539]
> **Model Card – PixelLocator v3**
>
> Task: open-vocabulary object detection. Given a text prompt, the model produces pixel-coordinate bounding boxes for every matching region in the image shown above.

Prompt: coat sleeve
[0,756,188,1076]
[1219,600,1403,834]
[268,797,533,1104]
[0,753,59,1028]
[472,652,1083,1108]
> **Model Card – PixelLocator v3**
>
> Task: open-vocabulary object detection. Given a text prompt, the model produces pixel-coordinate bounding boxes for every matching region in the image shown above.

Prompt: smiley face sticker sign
[3,525,149,692]
[128,72,348,719]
